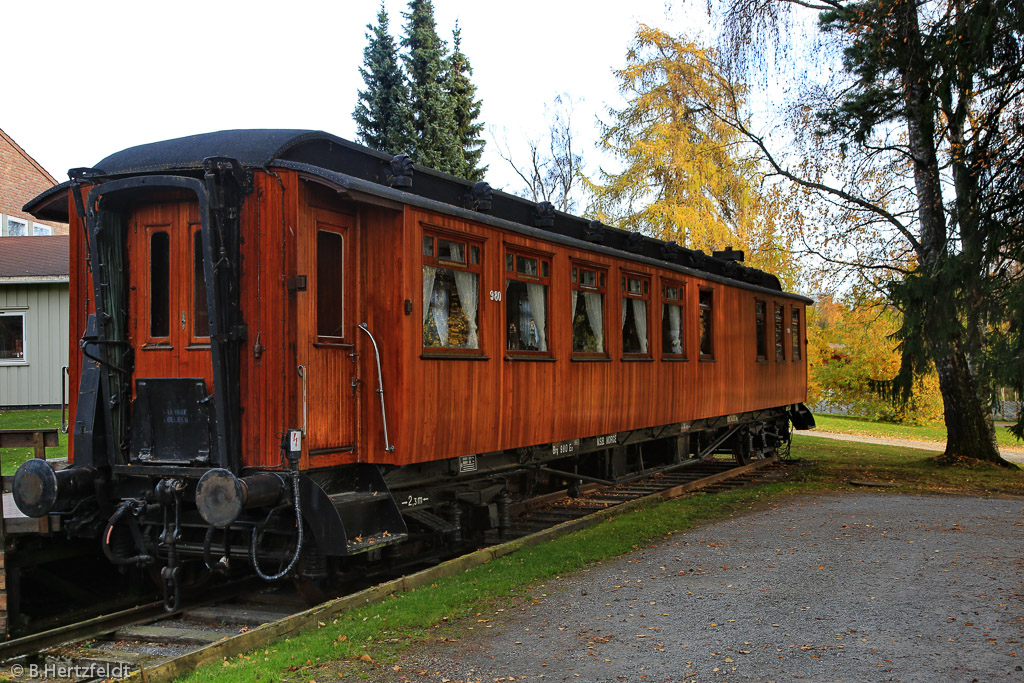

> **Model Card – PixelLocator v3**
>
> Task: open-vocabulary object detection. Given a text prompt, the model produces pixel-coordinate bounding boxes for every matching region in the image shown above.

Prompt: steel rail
[0,578,259,663]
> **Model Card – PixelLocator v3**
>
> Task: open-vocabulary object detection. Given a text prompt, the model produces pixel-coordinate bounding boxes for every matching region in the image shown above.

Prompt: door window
[192,229,210,340]
[317,230,345,339]
[149,231,171,340]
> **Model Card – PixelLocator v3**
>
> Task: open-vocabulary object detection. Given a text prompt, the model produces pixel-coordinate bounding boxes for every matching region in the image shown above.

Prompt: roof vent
[722,260,744,279]
[626,232,646,254]
[465,182,492,212]
[680,249,706,270]
[713,246,745,262]
[533,201,555,228]
[584,220,606,244]
[661,240,681,261]
[385,155,414,188]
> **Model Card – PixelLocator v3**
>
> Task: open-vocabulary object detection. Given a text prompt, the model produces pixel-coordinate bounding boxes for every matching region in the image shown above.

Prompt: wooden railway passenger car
[15,130,813,605]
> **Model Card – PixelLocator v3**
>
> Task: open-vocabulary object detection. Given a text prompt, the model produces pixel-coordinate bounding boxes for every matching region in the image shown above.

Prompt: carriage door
[126,200,214,464]
[129,201,212,385]
[297,210,357,467]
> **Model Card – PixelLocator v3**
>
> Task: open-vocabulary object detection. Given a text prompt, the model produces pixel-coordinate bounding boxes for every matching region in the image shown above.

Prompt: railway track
[503,456,789,539]
[1,455,788,683]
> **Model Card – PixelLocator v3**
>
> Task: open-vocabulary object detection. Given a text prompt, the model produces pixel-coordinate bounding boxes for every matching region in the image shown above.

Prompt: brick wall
[0,129,69,235]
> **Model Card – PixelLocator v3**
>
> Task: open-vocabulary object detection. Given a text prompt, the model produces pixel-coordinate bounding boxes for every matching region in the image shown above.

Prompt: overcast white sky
[4,0,711,197]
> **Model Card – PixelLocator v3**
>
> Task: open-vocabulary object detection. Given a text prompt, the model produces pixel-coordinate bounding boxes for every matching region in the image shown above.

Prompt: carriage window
[698,289,714,360]
[755,300,768,361]
[192,230,210,338]
[150,231,170,338]
[571,264,606,355]
[505,249,551,355]
[791,307,802,361]
[661,283,685,358]
[622,274,650,356]
[422,231,482,351]
[317,230,345,338]
[0,313,26,362]
[438,238,466,264]
[775,304,786,361]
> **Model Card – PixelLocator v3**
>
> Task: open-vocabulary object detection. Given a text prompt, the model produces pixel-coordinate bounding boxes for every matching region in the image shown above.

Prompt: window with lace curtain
[422,230,483,353]
[505,247,551,357]
[621,273,651,357]
[755,299,768,361]
[699,288,715,360]
[774,303,786,361]
[570,263,607,357]
[791,307,802,361]
[661,281,685,359]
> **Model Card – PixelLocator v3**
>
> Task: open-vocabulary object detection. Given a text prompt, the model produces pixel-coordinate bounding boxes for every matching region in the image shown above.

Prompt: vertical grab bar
[60,366,69,434]
[357,323,395,453]
[297,365,307,436]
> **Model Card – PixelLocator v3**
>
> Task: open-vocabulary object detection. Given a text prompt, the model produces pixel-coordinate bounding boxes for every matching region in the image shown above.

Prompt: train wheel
[734,426,752,466]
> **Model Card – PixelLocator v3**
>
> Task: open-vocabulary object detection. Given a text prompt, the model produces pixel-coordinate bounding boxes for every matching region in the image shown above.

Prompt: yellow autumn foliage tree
[586,25,793,282]
[808,295,944,425]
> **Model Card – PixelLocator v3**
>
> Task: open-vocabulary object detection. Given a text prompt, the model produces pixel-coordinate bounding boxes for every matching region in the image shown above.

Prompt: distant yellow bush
[808,296,944,425]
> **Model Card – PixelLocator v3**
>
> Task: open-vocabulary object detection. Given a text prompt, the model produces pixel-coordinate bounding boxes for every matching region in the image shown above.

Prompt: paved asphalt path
[376,494,1024,683]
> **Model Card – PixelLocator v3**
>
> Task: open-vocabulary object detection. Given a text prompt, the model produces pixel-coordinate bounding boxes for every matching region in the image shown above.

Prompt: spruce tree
[710,0,1024,462]
[402,0,461,173]
[446,23,487,182]
[353,5,412,155]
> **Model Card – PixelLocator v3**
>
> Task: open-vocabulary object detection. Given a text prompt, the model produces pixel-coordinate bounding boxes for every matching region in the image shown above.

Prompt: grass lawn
[177,436,1024,683]
[814,413,1022,449]
[0,409,68,475]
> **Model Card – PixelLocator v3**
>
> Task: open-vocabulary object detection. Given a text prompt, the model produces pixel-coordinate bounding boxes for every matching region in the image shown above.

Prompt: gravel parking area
[381,494,1024,682]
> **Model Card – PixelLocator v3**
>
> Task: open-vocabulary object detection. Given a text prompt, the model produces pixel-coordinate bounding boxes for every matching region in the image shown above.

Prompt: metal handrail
[357,323,395,453]
[60,366,69,434]
[297,365,307,436]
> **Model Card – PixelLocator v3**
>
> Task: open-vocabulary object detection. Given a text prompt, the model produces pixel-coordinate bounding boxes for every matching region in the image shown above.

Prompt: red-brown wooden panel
[358,205,808,467]
[238,172,299,470]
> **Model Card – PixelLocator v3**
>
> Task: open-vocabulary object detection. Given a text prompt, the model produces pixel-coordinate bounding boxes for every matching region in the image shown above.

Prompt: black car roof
[22,129,809,303]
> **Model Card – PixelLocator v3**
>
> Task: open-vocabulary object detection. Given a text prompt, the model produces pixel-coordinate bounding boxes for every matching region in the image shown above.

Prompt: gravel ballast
[382,493,1024,682]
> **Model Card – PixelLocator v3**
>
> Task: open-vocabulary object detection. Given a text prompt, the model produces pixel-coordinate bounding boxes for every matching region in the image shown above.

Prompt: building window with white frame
[31,222,54,236]
[3,216,28,237]
[0,312,26,362]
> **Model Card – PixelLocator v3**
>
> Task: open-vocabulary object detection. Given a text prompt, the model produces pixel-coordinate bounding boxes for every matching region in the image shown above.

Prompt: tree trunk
[932,339,1007,465]
[893,0,1006,466]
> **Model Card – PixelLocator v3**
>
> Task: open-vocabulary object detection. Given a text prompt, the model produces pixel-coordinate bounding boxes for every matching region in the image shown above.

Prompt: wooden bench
[0,428,60,494]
